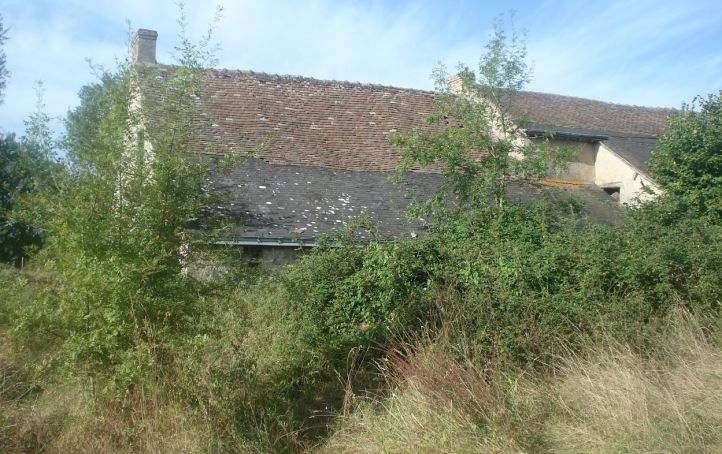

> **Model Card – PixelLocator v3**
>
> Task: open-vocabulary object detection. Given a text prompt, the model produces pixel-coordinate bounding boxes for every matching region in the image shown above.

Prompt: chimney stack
[447,74,464,94]
[131,29,158,65]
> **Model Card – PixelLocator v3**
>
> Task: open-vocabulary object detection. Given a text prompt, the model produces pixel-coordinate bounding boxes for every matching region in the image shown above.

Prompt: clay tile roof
[196,70,437,172]
[192,70,674,176]
[504,90,674,137]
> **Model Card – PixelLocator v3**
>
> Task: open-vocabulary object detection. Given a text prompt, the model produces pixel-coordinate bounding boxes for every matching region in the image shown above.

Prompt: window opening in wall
[603,186,621,201]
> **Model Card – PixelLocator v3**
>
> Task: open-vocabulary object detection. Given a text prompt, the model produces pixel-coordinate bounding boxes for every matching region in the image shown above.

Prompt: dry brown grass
[3,305,720,453]
[319,342,536,453]
[1,381,223,453]
[0,344,261,453]
[547,313,722,453]
[321,312,722,453]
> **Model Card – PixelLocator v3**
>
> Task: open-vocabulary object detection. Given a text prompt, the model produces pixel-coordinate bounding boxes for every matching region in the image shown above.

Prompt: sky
[1,0,721,137]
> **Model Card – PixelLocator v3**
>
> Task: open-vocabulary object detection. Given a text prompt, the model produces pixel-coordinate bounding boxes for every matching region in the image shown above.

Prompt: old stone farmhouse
[132,29,673,264]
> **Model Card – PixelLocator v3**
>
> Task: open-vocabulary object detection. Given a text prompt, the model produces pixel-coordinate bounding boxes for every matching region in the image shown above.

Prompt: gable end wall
[595,143,660,204]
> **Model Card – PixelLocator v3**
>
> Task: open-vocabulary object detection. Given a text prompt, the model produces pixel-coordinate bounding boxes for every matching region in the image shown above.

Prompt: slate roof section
[206,157,438,242]
[206,157,621,243]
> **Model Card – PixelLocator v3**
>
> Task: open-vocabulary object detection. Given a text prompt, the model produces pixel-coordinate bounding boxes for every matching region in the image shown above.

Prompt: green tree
[649,92,722,222]
[391,15,568,216]
[0,14,8,104]
[0,85,58,265]
[0,134,42,264]
[24,13,224,386]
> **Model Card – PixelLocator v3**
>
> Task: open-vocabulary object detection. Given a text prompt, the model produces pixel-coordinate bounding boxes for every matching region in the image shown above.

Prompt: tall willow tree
[29,13,223,386]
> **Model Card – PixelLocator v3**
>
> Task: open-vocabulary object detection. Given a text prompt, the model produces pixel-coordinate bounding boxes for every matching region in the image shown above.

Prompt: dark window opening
[603,186,621,201]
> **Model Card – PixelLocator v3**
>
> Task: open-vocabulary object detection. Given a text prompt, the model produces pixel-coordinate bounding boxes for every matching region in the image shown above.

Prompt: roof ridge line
[517,89,676,111]
[205,67,438,95]
[524,123,663,140]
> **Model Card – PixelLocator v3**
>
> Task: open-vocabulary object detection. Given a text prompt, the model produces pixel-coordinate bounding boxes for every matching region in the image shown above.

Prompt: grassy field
[2,245,721,453]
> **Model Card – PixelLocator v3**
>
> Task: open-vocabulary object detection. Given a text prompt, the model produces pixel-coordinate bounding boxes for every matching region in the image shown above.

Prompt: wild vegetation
[1,12,721,453]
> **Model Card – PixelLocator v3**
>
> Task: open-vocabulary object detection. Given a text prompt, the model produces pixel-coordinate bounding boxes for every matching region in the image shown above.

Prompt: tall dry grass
[319,342,540,453]
[0,377,225,453]
[0,338,263,453]
[322,312,722,453]
[548,313,722,453]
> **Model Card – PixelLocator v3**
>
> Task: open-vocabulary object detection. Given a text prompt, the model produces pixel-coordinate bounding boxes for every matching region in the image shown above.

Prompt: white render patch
[258,185,267,189]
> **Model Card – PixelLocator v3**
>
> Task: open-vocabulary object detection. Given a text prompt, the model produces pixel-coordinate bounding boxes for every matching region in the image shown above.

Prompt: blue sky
[2,0,721,136]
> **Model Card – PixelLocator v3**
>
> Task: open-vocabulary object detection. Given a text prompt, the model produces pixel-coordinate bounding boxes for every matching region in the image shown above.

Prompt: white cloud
[525,0,722,106]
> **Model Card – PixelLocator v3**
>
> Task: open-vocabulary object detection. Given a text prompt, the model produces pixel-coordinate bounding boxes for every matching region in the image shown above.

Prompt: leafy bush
[283,239,437,358]
[273,201,722,375]
[428,203,722,364]
[650,92,722,223]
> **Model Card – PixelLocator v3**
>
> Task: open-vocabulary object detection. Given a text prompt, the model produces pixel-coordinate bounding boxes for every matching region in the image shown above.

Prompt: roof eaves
[525,128,609,142]
[210,235,395,248]
[211,236,317,247]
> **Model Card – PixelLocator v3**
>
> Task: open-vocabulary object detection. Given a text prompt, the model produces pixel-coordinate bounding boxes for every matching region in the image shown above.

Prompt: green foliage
[207,198,720,450]
[392,14,570,215]
[0,134,40,264]
[17,20,224,387]
[650,92,722,222]
[278,204,722,371]
[0,83,62,266]
[436,205,721,362]
[0,14,8,104]
[284,239,435,356]
[0,122,58,265]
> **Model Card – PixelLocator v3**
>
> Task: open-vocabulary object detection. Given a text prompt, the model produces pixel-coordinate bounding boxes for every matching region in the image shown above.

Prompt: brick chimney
[131,29,158,65]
